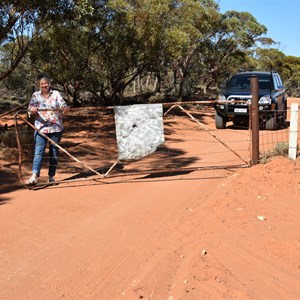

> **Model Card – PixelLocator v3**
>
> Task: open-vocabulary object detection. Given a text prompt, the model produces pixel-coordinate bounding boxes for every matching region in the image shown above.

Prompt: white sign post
[288,103,298,160]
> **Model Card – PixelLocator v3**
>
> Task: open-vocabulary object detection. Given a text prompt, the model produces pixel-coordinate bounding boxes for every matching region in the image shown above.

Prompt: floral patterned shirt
[28,89,68,133]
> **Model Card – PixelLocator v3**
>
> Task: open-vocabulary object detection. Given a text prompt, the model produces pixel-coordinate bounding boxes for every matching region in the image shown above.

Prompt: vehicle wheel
[266,112,278,130]
[215,112,226,129]
[233,119,241,126]
[233,118,249,128]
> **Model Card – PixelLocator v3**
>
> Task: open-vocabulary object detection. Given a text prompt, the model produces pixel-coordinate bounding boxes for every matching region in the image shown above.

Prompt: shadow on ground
[0,166,23,204]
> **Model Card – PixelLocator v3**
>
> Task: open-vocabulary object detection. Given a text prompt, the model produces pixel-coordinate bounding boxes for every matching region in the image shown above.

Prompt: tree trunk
[155,73,161,93]
[72,88,81,107]
[153,77,158,92]
[178,76,186,99]
[145,75,150,89]
[173,69,178,94]
[137,75,143,94]
[133,80,136,94]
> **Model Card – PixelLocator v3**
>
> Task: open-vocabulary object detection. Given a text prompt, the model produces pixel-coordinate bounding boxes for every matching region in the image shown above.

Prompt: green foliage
[180,8,267,99]
[255,48,285,71]
[1,0,300,104]
[0,0,82,81]
[282,55,300,97]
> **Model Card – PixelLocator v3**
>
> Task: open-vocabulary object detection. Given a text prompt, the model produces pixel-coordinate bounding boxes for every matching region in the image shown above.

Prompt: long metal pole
[29,163,250,190]
[14,114,23,182]
[250,77,259,165]
[15,113,104,181]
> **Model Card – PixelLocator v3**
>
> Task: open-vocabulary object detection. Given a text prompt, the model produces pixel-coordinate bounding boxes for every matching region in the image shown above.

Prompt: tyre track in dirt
[0,170,229,299]
[214,241,300,299]
[1,104,299,299]
[163,159,300,300]
[120,158,300,300]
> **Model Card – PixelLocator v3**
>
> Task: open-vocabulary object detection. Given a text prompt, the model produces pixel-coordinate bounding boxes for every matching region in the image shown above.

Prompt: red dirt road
[1,100,300,299]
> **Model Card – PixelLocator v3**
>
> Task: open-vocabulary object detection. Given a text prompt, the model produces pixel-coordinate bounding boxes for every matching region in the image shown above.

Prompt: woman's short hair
[37,73,51,83]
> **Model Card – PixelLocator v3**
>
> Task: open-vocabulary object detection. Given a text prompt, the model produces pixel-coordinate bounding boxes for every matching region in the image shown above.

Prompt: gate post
[250,77,259,165]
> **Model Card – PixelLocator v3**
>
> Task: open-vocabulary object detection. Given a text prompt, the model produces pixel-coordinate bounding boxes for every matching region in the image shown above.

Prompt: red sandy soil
[0,99,300,299]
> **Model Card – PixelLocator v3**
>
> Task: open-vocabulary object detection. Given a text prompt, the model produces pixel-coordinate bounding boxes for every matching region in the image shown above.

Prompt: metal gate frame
[13,101,251,188]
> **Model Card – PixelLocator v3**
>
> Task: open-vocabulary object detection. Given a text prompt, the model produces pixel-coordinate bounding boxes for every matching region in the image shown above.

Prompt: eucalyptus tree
[0,0,90,82]
[255,48,286,73]
[164,0,221,98]
[28,1,112,105]
[283,56,300,97]
[246,47,300,96]
[3,0,271,104]
[101,0,220,102]
[33,0,190,104]
[181,10,267,98]
[126,2,268,99]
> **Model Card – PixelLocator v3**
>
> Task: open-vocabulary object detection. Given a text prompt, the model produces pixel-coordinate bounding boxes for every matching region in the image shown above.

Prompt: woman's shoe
[25,176,38,186]
[48,177,58,185]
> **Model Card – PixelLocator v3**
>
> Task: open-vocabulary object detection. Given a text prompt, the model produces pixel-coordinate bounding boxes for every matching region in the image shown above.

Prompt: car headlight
[259,95,271,105]
[218,94,226,102]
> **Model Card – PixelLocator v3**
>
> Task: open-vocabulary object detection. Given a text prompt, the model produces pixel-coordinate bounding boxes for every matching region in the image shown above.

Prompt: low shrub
[0,128,34,161]
[259,142,290,164]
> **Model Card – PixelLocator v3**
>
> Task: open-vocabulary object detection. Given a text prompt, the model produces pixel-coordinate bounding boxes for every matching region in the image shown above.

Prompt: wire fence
[259,106,299,158]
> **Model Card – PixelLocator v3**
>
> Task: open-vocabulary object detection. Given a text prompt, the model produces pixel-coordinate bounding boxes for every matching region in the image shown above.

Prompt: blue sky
[218,0,300,57]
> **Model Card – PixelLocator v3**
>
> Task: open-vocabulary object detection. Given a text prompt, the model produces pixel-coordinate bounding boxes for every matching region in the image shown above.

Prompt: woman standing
[26,74,69,186]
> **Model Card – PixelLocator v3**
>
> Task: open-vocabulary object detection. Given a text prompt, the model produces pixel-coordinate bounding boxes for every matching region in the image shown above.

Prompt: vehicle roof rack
[237,69,278,73]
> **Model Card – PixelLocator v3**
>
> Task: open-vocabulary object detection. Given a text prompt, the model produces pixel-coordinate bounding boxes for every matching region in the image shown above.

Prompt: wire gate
[11,102,252,188]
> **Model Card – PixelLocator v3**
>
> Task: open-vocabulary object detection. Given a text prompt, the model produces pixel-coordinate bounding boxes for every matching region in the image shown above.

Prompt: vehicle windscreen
[227,75,272,90]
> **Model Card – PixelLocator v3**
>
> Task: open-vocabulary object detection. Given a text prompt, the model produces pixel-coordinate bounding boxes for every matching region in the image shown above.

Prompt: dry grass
[0,128,33,161]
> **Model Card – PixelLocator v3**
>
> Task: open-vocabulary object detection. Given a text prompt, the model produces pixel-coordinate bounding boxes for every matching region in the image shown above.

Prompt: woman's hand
[29,107,38,114]
[62,106,70,113]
